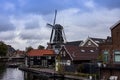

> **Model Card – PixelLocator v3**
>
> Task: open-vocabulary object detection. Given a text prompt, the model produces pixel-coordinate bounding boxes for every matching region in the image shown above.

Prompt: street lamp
[97,62,102,80]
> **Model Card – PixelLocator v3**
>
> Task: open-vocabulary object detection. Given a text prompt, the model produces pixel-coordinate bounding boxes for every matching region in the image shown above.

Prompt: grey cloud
[0,31,15,40]
[0,16,15,32]
[19,33,40,40]
[0,24,15,32]
[19,30,49,40]
[25,20,40,29]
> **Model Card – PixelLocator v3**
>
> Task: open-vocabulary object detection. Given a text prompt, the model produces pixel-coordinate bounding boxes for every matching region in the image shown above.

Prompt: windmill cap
[55,24,63,29]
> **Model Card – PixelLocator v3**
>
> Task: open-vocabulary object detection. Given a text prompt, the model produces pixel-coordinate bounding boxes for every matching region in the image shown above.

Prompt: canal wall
[19,67,90,80]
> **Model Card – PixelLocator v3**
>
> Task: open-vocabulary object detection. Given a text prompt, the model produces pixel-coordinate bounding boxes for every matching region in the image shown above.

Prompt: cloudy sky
[0,0,120,50]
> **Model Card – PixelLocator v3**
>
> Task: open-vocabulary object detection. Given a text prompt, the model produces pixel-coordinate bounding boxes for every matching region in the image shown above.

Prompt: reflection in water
[0,68,24,80]
[0,68,71,80]
[0,62,70,80]
[24,72,69,80]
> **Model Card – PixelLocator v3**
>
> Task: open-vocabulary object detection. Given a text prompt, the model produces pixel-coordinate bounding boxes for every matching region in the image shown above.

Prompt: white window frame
[114,50,120,63]
[103,50,109,62]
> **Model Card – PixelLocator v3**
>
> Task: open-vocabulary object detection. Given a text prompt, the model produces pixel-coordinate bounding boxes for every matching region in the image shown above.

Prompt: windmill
[47,10,66,53]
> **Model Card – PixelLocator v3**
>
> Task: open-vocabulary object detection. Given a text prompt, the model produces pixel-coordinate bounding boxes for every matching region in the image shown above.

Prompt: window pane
[114,51,120,62]
[104,54,108,62]
[115,51,120,54]
[104,51,109,54]
[115,55,120,62]
[103,51,109,62]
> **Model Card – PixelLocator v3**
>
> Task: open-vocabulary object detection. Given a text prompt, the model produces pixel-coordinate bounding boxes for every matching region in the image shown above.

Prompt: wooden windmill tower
[47,10,66,54]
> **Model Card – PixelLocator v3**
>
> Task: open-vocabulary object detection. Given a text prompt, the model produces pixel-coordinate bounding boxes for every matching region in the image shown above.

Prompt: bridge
[0,57,24,62]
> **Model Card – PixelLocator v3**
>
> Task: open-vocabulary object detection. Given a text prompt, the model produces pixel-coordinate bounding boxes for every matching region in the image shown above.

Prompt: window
[66,60,71,66]
[37,57,41,59]
[48,56,51,59]
[81,49,85,52]
[114,50,120,62]
[30,57,33,59]
[88,41,91,45]
[90,50,94,52]
[103,51,109,62]
[63,51,66,57]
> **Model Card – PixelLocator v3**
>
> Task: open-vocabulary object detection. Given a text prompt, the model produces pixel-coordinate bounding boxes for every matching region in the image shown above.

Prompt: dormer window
[72,52,76,57]
[90,50,94,52]
[88,41,91,45]
[81,49,85,52]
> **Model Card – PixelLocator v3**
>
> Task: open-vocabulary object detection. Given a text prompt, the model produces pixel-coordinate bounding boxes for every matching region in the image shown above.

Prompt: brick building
[99,20,120,79]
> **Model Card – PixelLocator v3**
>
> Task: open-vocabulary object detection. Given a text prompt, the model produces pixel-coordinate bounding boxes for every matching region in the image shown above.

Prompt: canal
[0,68,24,80]
[0,68,50,80]
[0,68,72,80]
[0,62,83,80]
[0,68,51,80]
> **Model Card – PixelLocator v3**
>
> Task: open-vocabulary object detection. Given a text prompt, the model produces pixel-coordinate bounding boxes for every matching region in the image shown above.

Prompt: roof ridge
[110,20,120,30]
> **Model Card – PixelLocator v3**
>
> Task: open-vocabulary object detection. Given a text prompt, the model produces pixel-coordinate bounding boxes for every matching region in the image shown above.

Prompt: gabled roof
[63,45,99,61]
[81,37,105,47]
[27,49,55,56]
[7,45,16,53]
[90,37,105,44]
[110,20,120,30]
[65,40,83,46]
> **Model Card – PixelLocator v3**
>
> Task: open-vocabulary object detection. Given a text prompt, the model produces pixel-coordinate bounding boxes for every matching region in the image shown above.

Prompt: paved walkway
[30,68,90,80]
[32,68,56,74]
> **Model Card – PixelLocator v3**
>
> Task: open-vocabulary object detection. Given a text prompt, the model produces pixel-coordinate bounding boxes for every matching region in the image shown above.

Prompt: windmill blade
[63,30,67,43]
[47,23,56,29]
[47,23,53,27]
[53,10,57,26]
[50,29,54,42]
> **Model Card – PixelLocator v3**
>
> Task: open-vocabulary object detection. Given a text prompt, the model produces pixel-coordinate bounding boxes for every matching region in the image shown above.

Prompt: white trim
[110,20,120,30]
[63,46,74,61]
[89,38,99,47]
[81,37,98,47]
[81,37,90,46]
[79,41,84,47]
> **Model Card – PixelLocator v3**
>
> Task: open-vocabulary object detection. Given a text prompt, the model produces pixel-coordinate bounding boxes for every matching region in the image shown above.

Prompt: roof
[63,45,99,61]
[81,37,105,47]
[105,36,112,43]
[7,45,16,54]
[27,49,55,56]
[90,37,105,44]
[65,40,83,46]
[110,20,120,30]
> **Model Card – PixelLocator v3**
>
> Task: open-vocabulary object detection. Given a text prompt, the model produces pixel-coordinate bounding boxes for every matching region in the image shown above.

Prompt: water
[0,68,24,80]
[0,68,71,80]
[0,62,70,80]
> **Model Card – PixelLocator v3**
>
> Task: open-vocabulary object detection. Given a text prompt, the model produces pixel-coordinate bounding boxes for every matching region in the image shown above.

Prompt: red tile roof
[27,49,55,56]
